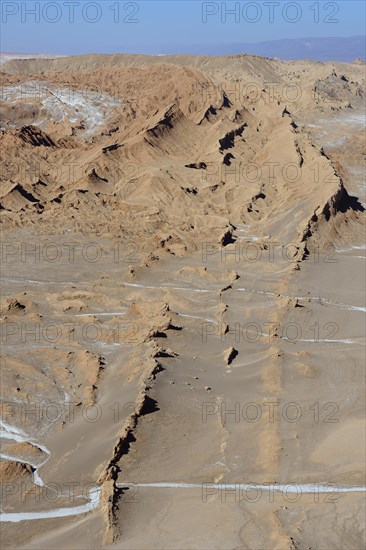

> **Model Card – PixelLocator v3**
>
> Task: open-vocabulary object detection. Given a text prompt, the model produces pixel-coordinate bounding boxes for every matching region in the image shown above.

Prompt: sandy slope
[0,54,365,549]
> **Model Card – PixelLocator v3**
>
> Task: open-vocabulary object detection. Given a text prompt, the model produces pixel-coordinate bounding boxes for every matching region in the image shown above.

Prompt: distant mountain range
[0,52,63,65]
[154,36,366,62]
[2,36,365,64]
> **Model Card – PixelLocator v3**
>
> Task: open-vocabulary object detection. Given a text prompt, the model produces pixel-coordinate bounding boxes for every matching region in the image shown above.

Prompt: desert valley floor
[0,53,365,549]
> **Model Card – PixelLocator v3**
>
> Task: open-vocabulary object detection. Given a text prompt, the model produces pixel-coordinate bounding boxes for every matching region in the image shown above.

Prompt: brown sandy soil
[0,54,365,549]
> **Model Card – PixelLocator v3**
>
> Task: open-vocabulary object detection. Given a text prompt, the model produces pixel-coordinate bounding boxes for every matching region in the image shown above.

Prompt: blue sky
[1,1,365,54]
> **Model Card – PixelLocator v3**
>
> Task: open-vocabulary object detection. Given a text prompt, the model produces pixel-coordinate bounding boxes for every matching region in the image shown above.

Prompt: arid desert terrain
[0,53,365,549]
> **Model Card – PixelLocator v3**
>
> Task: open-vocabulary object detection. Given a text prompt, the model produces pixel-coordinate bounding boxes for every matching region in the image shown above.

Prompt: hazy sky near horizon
[1,0,365,54]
